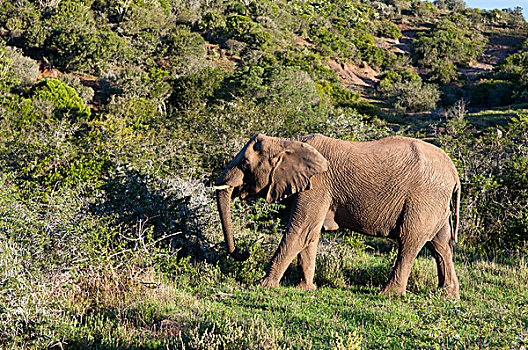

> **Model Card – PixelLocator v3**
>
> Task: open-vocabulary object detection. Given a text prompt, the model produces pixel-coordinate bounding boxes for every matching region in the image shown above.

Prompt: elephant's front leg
[297,237,320,291]
[259,193,329,289]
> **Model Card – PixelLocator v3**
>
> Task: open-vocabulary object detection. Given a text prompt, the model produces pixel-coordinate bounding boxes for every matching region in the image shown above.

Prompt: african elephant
[214,134,461,298]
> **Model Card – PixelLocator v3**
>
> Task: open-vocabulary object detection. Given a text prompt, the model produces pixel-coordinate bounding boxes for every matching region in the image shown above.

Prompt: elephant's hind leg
[380,239,423,296]
[297,237,320,291]
[425,221,460,299]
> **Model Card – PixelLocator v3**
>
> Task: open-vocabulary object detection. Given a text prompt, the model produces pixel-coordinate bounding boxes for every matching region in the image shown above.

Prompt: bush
[430,60,458,83]
[162,24,206,74]
[99,67,171,113]
[224,14,273,49]
[377,68,439,111]
[29,78,91,120]
[392,81,441,112]
[471,79,515,107]
[440,115,528,252]
[171,67,226,111]
[118,1,170,63]
[2,46,39,86]
[58,75,95,104]
[434,0,466,11]
[26,0,125,72]
[377,68,421,95]
[377,21,402,40]
[409,0,437,17]
[351,31,396,69]
[309,26,354,59]
[413,19,486,72]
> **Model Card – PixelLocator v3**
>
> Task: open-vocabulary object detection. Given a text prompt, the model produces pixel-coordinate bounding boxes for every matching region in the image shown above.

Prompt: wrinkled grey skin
[215,134,460,298]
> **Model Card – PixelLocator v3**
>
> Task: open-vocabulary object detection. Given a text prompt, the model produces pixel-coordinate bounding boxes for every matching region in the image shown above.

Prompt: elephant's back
[307,135,459,237]
[300,134,459,186]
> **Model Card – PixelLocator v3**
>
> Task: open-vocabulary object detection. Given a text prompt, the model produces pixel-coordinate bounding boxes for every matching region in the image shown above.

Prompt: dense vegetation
[0,0,527,348]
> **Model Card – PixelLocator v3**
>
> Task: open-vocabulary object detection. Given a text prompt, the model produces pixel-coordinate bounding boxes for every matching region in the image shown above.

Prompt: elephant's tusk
[213,184,231,190]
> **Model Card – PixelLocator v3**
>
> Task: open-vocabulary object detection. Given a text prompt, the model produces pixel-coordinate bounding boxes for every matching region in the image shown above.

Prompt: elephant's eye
[240,159,250,170]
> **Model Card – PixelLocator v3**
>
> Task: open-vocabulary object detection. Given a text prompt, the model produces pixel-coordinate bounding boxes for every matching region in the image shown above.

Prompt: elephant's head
[214,134,328,261]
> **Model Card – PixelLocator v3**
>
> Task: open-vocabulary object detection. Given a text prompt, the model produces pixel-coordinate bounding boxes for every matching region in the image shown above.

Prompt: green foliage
[99,66,171,114]
[331,330,363,350]
[471,79,515,107]
[409,0,438,17]
[440,115,528,251]
[29,78,91,120]
[378,68,440,111]
[393,81,441,112]
[377,68,421,95]
[171,67,225,111]
[488,51,528,104]
[224,14,273,49]
[434,0,466,11]
[162,24,206,74]
[430,60,458,84]
[26,0,125,72]
[413,19,486,73]
[309,25,354,59]
[377,21,402,40]
[0,46,39,87]
[58,75,95,104]
[351,31,397,69]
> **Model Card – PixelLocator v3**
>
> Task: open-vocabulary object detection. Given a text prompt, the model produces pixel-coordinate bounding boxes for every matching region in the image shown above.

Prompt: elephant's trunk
[216,186,250,261]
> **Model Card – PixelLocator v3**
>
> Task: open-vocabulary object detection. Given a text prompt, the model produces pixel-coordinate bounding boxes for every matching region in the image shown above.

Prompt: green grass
[13,247,524,349]
[175,251,528,349]
[465,106,528,129]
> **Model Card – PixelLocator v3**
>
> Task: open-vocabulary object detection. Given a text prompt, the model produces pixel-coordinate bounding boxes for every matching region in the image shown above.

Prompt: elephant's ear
[266,141,328,203]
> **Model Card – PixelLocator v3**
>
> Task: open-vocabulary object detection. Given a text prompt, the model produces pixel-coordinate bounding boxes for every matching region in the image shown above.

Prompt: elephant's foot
[380,283,406,296]
[437,284,460,299]
[257,277,280,289]
[297,281,317,291]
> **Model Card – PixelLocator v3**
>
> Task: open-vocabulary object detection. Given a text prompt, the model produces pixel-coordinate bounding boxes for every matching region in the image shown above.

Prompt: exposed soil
[326,58,379,89]
[482,31,524,65]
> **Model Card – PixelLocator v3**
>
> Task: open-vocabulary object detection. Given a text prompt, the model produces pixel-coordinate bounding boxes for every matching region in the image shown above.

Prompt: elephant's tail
[451,179,461,244]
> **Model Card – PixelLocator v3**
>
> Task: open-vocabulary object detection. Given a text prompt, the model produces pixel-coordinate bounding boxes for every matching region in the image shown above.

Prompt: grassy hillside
[0,0,527,348]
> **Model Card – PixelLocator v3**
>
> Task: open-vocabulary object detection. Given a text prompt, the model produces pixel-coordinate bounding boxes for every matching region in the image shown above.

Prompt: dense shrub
[409,0,437,17]
[58,75,95,104]
[351,32,396,69]
[1,46,39,86]
[440,115,528,252]
[429,60,458,83]
[487,51,528,104]
[162,24,206,74]
[377,68,421,95]
[377,21,402,40]
[99,67,171,113]
[434,0,466,11]
[118,1,171,63]
[471,79,515,106]
[171,67,226,111]
[309,26,354,59]
[29,78,91,120]
[413,19,486,73]
[26,0,125,72]
[391,81,440,112]
[224,14,273,49]
[378,68,440,111]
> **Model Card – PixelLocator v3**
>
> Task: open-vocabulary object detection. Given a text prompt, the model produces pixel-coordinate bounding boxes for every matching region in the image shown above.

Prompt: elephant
[214,134,461,298]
